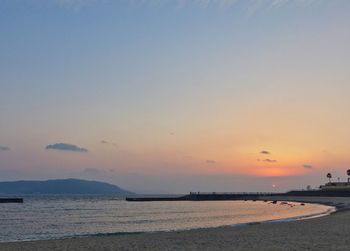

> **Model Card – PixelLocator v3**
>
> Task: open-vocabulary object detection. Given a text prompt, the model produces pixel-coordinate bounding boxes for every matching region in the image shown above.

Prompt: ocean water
[0,195,333,242]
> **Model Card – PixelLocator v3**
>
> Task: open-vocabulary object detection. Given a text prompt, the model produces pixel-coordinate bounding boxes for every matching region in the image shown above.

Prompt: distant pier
[0,198,23,203]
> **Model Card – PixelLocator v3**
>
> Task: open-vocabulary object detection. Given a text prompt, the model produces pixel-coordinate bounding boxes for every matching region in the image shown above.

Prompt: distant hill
[0,179,135,196]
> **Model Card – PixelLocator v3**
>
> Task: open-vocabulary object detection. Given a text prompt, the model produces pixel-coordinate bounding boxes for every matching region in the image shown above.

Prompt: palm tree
[347,169,350,182]
[327,173,332,183]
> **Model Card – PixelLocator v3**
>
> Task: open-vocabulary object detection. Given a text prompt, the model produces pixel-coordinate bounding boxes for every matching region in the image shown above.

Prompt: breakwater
[126,190,350,202]
[125,192,280,201]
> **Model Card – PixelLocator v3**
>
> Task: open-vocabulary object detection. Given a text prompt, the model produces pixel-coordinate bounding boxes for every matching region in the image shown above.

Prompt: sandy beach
[1,197,350,251]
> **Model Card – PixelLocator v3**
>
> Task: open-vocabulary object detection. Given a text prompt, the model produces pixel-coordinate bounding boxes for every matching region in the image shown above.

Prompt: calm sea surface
[0,195,333,242]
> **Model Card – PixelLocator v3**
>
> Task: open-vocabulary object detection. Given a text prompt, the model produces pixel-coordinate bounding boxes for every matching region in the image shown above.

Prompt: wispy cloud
[258,150,277,162]
[46,143,88,153]
[303,164,313,169]
[0,146,10,151]
[83,167,102,174]
[100,140,118,148]
[206,159,217,164]
[257,158,277,163]
[263,158,277,163]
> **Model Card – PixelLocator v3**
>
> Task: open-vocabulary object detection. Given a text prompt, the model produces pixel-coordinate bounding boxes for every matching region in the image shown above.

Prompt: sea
[0,195,334,242]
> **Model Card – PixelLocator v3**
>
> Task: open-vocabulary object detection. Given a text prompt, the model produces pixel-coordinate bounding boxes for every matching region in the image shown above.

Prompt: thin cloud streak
[0,146,10,151]
[256,158,277,163]
[303,164,313,169]
[45,143,88,153]
[100,140,118,148]
[206,160,217,164]
[263,158,277,163]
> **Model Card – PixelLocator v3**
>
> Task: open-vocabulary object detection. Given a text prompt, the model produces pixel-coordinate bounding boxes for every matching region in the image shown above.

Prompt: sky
[1,0,350,193]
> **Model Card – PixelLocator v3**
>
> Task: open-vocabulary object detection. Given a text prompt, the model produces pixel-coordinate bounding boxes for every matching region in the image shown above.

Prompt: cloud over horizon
[257,158,277,163]
[260,150,270,155]
[45,143,88,153]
